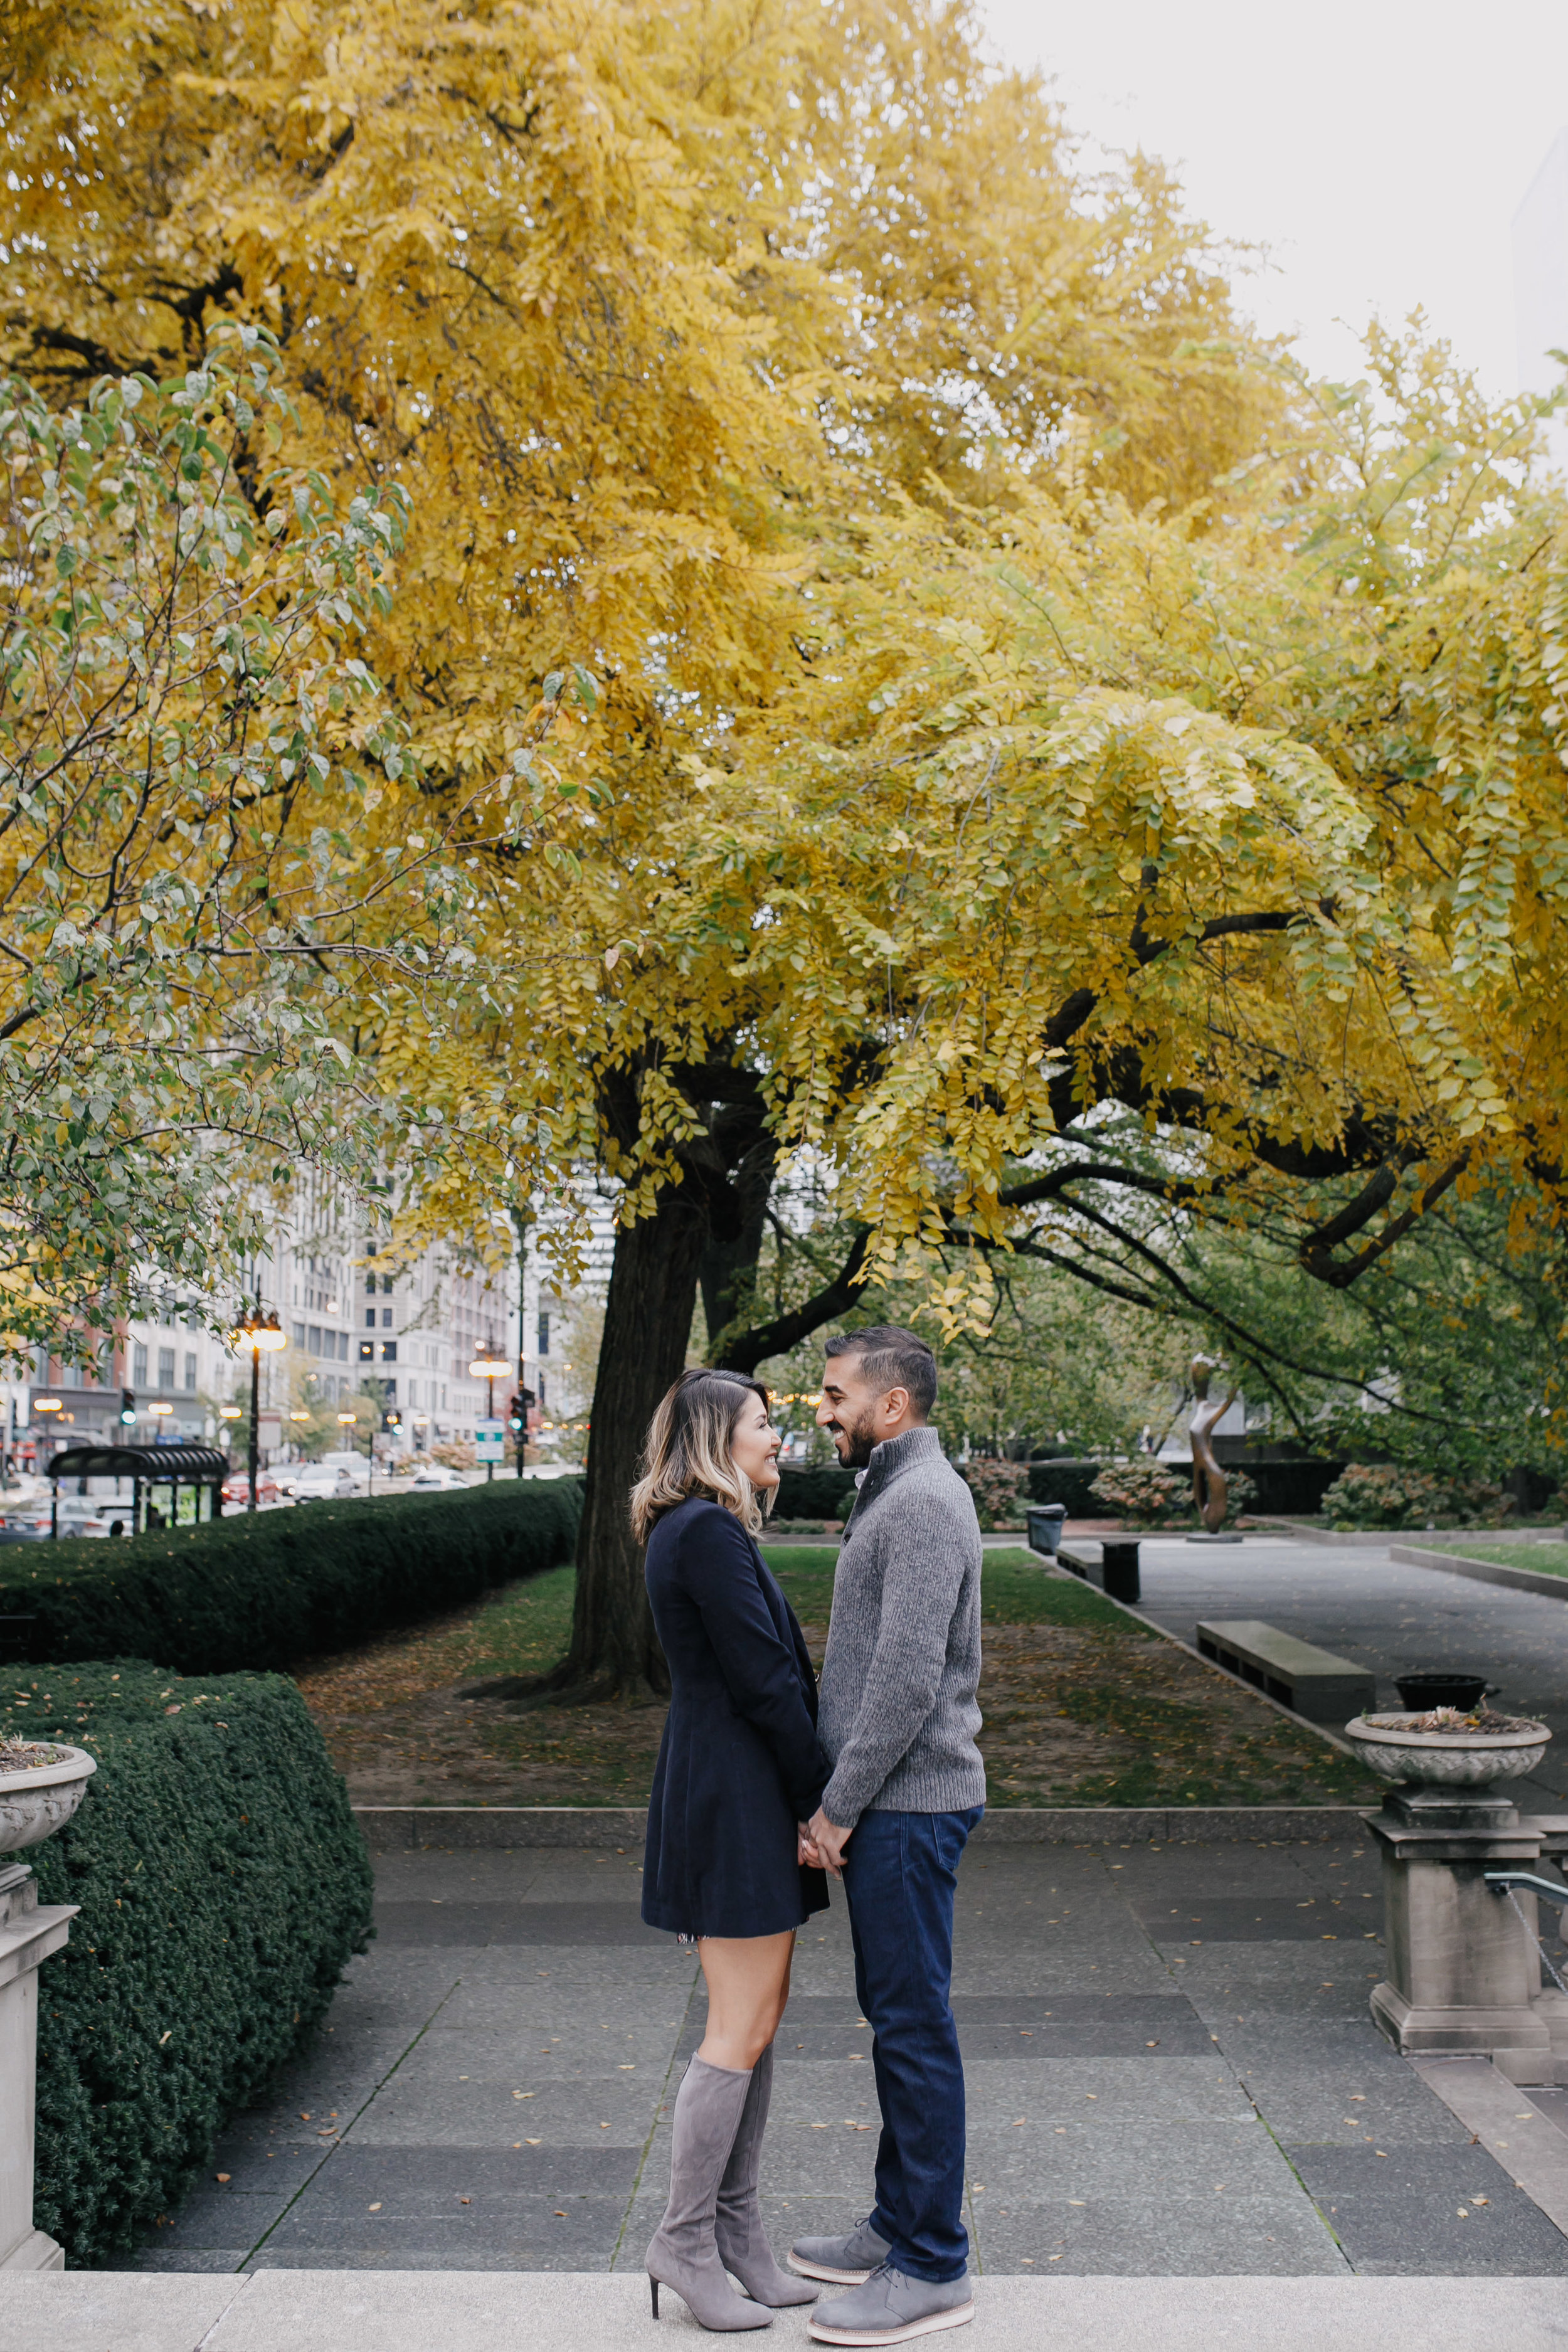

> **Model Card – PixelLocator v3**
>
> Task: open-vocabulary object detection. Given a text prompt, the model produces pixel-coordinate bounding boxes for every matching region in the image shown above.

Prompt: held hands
[800,1808,851,1877]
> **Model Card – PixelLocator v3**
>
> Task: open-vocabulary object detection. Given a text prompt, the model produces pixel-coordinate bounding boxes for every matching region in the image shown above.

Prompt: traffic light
[507,1391,529,1432]
[120,1390,136,1426]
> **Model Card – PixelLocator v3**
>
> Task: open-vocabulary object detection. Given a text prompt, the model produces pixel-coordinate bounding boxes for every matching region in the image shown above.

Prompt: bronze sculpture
[1189,1354,1239,1534]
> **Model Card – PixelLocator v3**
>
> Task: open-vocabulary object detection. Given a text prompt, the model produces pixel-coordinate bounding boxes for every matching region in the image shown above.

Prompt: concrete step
[4,2272,1568,2352]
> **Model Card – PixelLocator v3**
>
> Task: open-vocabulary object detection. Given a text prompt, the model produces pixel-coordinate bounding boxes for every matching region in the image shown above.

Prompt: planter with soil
[1343,1705,1550,1787]
[0,1737,97,1855]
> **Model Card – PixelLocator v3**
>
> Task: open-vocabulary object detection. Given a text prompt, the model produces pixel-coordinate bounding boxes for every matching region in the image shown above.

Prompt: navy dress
[642,1495,830,1939]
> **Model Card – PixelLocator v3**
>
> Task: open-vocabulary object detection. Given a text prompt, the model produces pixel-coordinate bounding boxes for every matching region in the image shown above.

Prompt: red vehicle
[219,1470,285,1509]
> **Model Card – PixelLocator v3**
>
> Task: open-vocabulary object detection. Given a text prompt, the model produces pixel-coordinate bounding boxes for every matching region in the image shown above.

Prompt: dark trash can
[1026,1503,1067,1559]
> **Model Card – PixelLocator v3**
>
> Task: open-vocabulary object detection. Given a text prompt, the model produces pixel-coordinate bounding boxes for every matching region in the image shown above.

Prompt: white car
[408,1465,469,1492]
[289,1464,361,1503]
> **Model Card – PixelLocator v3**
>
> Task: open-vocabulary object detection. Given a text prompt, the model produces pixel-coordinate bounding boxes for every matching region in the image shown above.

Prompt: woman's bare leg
[697,1931,795,2070]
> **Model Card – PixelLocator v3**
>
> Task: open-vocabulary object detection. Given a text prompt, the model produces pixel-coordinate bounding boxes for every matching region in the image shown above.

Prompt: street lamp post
[236,1305,287,1513]
[469,1347,511,1483]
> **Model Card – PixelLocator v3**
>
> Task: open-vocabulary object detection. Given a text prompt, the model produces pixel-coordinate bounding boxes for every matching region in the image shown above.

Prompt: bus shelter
[45,1443,231,1537]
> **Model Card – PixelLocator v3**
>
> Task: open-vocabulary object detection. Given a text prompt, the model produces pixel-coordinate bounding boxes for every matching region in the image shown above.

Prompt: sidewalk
[110,1831,1568,2280]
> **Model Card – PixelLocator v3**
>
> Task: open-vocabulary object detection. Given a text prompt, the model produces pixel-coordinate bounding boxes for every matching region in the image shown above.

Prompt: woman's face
[729,1391,781,1492]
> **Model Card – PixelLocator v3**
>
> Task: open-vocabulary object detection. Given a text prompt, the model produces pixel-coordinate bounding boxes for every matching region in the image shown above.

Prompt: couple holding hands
[635,1327,985,2346]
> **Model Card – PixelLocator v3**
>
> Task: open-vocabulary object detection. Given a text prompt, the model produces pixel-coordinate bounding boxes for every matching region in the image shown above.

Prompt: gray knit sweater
[817,1426,985,1827]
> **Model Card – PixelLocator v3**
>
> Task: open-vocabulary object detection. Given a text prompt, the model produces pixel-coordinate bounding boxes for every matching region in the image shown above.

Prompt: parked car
[220,1470,285,1508]
[290,1464,361,1504]
[0,1493,122,1541]
[408,1465,469,1493]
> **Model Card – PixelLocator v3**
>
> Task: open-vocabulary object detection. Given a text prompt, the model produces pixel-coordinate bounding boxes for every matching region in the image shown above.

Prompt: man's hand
[807,1807,851,1877]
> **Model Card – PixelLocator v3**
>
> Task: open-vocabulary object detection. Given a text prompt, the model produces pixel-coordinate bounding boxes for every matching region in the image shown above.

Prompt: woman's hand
[806,1807,850,1877]
[798,1822,821,1868]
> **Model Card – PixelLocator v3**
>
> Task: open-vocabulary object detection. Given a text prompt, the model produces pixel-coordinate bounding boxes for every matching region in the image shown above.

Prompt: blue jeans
[840,1805,983,2282]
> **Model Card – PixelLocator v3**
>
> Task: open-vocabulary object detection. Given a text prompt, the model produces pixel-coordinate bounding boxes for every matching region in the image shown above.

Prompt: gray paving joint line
[193,2275,257,2349]
[240,1969,469,2271]
[606,1952,701,2270]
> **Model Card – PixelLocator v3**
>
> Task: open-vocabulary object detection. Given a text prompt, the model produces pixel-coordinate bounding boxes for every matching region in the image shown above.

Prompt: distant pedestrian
[637,1368,829,2331]
[793,1327,983,2346]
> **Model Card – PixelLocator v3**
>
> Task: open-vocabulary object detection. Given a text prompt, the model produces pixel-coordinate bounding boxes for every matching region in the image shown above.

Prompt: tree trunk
[553,1182,708,1698]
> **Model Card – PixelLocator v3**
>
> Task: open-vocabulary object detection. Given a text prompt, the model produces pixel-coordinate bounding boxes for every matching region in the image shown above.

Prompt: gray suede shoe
[788,2216,891,2284]
[808,2262,973,2345]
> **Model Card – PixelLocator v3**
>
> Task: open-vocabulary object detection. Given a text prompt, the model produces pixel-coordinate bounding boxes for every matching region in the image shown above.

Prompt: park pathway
[1131,1532,1568,1807]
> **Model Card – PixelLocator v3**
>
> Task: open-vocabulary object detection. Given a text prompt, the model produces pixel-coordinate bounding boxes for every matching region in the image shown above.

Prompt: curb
[1390,1544,1568,1602]
[351,1802,1375,1850]
[1258,1518,1568,1549]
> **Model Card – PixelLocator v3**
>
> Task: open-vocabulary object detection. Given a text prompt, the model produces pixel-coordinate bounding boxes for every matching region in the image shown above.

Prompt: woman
[635,1368,829,2331]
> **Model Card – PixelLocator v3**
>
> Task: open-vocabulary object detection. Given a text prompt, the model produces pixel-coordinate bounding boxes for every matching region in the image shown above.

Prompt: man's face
[816,1354,883,1468]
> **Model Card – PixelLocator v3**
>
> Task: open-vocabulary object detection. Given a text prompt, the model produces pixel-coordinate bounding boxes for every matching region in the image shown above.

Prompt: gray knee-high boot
[646,2057,773,2331]
[714,2045,817,2305]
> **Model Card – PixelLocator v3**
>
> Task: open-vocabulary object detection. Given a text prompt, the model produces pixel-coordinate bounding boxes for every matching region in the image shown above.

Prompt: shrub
[774,1466,859,1522]
[0,1476,581,1673]
[1089,1459,1189,1525]
[1320,1463,1514,1530]
[960,1459,1029,1528]
[6,1660,371,2267]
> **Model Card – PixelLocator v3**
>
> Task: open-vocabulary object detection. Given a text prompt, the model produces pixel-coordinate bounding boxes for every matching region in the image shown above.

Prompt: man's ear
[880,1385,911,1426]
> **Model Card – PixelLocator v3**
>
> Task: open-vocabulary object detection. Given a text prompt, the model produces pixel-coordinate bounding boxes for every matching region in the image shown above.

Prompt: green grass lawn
[1419,1540,1568,1579]
[297,1542,1373,1809]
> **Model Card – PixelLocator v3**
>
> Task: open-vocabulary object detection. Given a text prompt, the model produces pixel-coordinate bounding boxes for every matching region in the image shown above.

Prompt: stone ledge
[352,1802,1373,1850]
[7,2271,1568,2351]
[1391,1544,1568,1602]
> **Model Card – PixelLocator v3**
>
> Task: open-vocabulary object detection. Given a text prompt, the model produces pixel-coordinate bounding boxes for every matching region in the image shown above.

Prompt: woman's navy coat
[642,1495,830,1938]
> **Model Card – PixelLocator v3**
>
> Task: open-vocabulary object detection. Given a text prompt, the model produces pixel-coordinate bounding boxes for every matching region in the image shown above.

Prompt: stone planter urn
[1344,1713,1552,1788]
[0,1740,92,2272]
[0,1743,97,1856]
[1356,1710,1568,2084]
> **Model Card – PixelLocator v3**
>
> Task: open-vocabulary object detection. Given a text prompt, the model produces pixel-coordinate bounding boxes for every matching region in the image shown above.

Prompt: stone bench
[1195,1618,1374,1724]
[1058,1539,1141,1605]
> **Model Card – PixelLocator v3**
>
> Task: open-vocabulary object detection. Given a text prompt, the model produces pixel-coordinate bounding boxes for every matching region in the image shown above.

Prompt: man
[792,1327,983,2346]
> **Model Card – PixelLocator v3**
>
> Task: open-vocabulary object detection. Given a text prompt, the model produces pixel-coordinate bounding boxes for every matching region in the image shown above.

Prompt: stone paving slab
[11,2273,1568,2352]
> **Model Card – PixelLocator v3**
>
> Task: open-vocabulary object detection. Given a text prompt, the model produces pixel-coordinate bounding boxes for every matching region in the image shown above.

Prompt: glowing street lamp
[469,1347,510,1483]
[233,1304,287,1513]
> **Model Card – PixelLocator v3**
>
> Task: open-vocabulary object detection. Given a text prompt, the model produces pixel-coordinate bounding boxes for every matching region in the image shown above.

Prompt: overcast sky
[978,0,1568,399]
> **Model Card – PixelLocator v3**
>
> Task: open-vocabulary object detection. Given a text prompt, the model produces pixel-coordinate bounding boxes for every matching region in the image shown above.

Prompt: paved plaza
[117,1826,1568,2280]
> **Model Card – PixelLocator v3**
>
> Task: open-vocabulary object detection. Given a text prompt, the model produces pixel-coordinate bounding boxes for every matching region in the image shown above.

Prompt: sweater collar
[853,1423,942,1505]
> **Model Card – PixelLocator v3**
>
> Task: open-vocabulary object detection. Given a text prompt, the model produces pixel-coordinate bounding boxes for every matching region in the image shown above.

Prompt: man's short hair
[823,1325,938,1418]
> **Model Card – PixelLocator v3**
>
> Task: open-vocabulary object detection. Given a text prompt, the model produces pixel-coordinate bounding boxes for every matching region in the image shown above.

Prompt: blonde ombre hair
[629,1369,774,1545]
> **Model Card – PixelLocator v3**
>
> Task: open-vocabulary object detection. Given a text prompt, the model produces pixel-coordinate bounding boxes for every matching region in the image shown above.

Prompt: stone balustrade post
[1370,1784,1568,2085]
[0,1860,77,2270]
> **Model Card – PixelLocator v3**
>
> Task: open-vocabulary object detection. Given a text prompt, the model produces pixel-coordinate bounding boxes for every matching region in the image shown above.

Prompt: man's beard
[830,1408,879,1469]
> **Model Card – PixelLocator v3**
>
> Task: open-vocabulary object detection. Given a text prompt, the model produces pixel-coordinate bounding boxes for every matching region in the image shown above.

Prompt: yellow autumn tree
[1,0,1291,1686]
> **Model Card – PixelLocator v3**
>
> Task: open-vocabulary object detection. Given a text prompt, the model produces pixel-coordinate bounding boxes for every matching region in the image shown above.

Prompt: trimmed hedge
[6,1660,372,2267]
[773,1466,858,1520]
[0,1476,582,1673]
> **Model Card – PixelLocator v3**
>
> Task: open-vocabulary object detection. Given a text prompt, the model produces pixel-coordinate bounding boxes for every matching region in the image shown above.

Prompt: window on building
[157,1347,176,1388]
[337,1332,349,1360]
[292,1321,305,1350]
[365,1308,377,1328]
[366,1274,377,1296]
[133,1341,148,1385]
[309,1325,321,1355]
[382,1306,393,1328]
[183,1352,197,1393]
[381,1341,398,1363]
[538,1311,550,1355]
[382,1275,394,1295]
[359,1340,374,1362]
